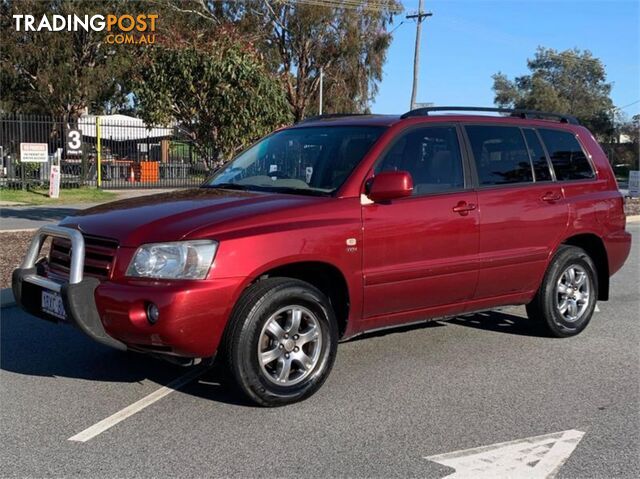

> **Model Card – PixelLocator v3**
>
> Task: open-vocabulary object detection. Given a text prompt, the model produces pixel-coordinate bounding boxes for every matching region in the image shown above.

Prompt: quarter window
[522,129,552,182]
[538,129,595,181]
[465,126,533,185]
[375,126,464,195]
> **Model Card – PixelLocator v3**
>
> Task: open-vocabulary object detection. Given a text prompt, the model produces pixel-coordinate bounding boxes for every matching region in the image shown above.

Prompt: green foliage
[492,47,614,138]
[0,0,136,119]
[133,38,292,159]
[219,0,402,121]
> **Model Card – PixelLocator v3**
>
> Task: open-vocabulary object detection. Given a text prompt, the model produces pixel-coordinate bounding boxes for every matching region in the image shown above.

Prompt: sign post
[49,148,62,199]
[96,117,102,188]
[629,170,639,198]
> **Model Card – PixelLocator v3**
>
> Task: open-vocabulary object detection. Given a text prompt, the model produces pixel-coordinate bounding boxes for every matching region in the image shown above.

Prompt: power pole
[407,0,433,111]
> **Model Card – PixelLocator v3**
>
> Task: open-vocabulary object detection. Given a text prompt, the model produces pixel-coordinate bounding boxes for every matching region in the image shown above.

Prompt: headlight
[126,240,218,279]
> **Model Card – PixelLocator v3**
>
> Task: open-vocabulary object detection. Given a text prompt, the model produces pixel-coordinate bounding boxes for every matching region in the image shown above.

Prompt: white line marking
[595,305,600,312]
[425,429,585,479]
[68,366,206,442]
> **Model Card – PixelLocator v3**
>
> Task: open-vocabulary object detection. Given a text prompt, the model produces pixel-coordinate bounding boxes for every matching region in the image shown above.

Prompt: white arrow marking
[425,429,585,479]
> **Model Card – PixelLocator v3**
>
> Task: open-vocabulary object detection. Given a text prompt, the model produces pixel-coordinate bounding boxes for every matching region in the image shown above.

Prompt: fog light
[146,303,160,324]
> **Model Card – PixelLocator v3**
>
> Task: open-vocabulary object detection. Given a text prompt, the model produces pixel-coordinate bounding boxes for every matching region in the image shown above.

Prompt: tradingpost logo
[12,13,158,45]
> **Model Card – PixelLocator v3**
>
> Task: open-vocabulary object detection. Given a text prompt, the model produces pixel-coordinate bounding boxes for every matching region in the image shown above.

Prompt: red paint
[52,114,631,357]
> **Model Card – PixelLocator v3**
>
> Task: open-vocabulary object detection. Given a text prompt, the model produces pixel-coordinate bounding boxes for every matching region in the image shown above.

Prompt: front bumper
[12,225,241,358]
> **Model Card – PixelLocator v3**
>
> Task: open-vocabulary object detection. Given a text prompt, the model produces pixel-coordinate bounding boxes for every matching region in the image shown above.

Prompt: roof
[292,112,582,130]
[78,114,174,140]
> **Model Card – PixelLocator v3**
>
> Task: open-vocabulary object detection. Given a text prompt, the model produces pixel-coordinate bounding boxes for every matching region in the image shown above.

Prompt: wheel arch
[561,233,609,300]
[249,261,351,338]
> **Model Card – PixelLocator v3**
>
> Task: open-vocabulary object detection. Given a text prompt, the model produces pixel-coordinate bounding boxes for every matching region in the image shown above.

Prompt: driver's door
[361,125,479,324]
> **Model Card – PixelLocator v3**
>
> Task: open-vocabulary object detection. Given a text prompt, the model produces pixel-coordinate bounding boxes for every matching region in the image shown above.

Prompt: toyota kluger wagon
[13,107,632,406]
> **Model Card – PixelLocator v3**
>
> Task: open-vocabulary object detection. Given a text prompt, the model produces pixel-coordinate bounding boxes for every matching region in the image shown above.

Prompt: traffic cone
[128,166,135,182]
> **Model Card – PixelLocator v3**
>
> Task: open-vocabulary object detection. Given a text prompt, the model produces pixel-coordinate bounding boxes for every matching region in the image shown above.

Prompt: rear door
[361,124,479,322]
[464,124,569,299]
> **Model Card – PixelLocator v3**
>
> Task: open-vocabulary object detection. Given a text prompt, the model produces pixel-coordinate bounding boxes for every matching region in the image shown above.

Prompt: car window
[207,126,385,195]
[375,126,464,195]
[522,128,552,182]
[538,129,595,181]
[465,125,533,186]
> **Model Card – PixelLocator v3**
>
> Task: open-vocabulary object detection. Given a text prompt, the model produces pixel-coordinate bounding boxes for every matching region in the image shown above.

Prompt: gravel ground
[625,197,640,216]
[0,231,50,289]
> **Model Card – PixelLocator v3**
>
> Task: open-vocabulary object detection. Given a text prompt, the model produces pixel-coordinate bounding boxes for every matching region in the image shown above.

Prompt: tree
[189,0,401,121]
[132,34,292,160]
[0,0,135,120]
[492,47,615,138]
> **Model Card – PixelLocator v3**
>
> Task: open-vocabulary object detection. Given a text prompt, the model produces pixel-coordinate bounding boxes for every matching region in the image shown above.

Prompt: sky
[372,0,640,118]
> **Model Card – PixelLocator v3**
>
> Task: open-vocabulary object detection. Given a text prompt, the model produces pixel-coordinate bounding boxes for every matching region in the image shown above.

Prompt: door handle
[452,201,476,216]
[541,192,562,202]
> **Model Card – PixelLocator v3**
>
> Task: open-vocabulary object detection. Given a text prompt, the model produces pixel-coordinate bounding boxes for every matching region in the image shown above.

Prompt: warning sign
[20,143,48,163]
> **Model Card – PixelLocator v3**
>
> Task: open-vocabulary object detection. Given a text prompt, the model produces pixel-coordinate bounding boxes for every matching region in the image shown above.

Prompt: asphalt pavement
[0,204,95,230]
[1,225,638,478]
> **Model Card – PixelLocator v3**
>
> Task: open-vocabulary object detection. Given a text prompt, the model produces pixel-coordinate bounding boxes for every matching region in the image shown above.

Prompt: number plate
[42,290,66,320]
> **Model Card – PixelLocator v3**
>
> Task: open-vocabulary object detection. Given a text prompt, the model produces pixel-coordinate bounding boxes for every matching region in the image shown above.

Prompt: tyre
[223,277,338,406]
[526,245,598,338]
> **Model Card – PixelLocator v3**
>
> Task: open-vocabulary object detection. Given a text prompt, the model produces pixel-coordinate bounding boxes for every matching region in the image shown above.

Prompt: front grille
[48,234,119,281]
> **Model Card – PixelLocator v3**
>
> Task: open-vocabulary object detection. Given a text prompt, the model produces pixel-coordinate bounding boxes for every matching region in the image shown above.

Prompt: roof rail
[400,106,580,125]
[297,113,371,124]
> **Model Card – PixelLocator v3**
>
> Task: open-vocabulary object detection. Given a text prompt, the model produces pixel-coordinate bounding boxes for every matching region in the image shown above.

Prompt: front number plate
[42,290,66,320]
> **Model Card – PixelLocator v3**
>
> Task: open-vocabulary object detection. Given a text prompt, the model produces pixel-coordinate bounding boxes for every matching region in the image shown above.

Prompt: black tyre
[526,245,598,337]
[223,277,338,406]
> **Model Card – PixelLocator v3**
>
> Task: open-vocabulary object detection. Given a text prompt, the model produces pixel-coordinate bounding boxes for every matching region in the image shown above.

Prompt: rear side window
[522,129,552,182]
[375,126,464,196]
[538,129,595,181]
[465,125,533,185]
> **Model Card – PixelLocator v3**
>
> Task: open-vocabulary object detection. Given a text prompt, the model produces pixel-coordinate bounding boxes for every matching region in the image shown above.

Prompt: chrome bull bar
[20,225,85,291]
[13,224,127,351]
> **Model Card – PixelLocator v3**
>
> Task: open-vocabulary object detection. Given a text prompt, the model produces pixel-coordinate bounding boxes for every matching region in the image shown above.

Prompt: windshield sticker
[269,164,278,173]
[305,166,313,183]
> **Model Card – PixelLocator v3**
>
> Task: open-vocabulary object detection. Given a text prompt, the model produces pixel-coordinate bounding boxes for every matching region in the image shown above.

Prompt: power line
[286,0,403,13]
[617,100,640,110]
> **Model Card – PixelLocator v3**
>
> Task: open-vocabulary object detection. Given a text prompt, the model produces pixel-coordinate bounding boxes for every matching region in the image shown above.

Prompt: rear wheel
[224,278,338,406]
[526,245,598,337]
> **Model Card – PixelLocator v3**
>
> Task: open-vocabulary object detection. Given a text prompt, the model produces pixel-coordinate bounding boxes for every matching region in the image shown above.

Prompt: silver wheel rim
[258,305,322,386]
[555,265,591,323]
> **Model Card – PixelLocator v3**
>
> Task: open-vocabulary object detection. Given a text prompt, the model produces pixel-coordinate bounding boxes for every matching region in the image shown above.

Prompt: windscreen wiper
[208,183,250,191]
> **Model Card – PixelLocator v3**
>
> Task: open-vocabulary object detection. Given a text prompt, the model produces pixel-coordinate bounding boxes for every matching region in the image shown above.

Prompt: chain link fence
[0,114,217,190]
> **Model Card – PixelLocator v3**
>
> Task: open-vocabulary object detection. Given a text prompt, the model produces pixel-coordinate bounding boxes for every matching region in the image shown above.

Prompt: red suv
[13,107,631,406]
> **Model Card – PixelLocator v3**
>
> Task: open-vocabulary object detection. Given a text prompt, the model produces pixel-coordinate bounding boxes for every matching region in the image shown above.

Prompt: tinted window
[208,126,384,195]
[375,126,464,195]
[538,129,595,181]
[465,126,533,185]
[522,129,552,181]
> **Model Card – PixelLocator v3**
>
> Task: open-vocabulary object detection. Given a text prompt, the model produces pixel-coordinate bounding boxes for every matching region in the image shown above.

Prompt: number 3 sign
[66,128,82,155]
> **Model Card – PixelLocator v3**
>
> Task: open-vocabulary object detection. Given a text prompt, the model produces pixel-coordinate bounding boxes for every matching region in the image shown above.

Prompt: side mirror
[367,171,414,202]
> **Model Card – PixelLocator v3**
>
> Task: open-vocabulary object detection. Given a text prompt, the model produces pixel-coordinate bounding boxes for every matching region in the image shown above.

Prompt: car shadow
[349,309,549,341]
[0,307,252,406]
[448,310,551,337]
[1,306,549,408]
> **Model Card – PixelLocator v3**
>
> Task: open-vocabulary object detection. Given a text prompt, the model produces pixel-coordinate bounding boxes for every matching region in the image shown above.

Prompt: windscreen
[206,126,385,196]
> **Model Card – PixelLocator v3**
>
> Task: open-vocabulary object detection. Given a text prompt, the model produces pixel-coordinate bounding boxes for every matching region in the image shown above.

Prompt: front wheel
[526,245,598,337]
[223,278,338,406]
